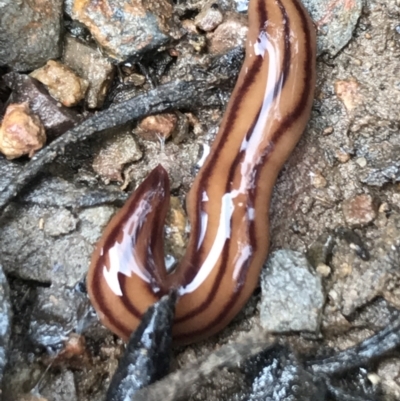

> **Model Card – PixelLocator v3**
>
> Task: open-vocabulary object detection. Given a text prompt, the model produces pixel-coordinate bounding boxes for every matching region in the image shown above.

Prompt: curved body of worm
[87,0,316,344]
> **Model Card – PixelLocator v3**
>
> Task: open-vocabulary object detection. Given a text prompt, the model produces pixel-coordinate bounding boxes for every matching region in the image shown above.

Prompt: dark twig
[130,330,275,401]
[324,377,379,401]
[106,293,177,401]
[309,315,400,375]
[0,79,214,213]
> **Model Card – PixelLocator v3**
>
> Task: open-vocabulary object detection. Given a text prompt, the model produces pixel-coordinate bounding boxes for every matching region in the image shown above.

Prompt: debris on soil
[0,79,219,212]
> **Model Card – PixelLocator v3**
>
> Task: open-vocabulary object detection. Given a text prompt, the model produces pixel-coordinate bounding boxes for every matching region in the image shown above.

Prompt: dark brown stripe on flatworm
[275,0,291,96]
[174,258,251,343]
[271,1,313,144]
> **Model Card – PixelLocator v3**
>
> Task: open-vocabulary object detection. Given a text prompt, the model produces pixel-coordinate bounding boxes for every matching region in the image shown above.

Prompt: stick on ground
[0,79,214,213]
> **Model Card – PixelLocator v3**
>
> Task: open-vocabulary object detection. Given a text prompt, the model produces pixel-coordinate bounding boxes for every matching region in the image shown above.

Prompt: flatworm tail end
[87,165,170,341]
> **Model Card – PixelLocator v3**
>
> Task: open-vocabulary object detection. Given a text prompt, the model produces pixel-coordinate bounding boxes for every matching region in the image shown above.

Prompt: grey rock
[0,203,92,284]
[0,203,54,283]
[41,370,78,401]
[330,214,400,316]
[29,284,91,349]
[44,208,78,237]
[0,195,113,285]
[0,0,63,71]
[303,0,363,56]
[0,264,11,386]
[78,206,115,244]
[259,250,325,333]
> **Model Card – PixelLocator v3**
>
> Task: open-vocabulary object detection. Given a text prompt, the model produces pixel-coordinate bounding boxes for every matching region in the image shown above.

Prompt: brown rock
[208,18,248,54]
[0,103,46,159]
[30,60,88,107]
[137,113,178,142]
[342,194,377,227]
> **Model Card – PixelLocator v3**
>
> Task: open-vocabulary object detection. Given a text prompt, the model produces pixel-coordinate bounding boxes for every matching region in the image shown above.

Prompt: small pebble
[0,103,46,159]
[310,171,327,188]
[30,60,88,107]
[181,19,198,34]
[43,208,78,237]
[137,113,178,142]
[356,157,367,167]
[195,3,223,32]
[123,73,146,86]
[379,202,390,213]
[336,150,351,163]
[316,263,331,277]
[337,262,352,278]
[208,18,248,54]
[342,194,377,227]
[335,78,362,112]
